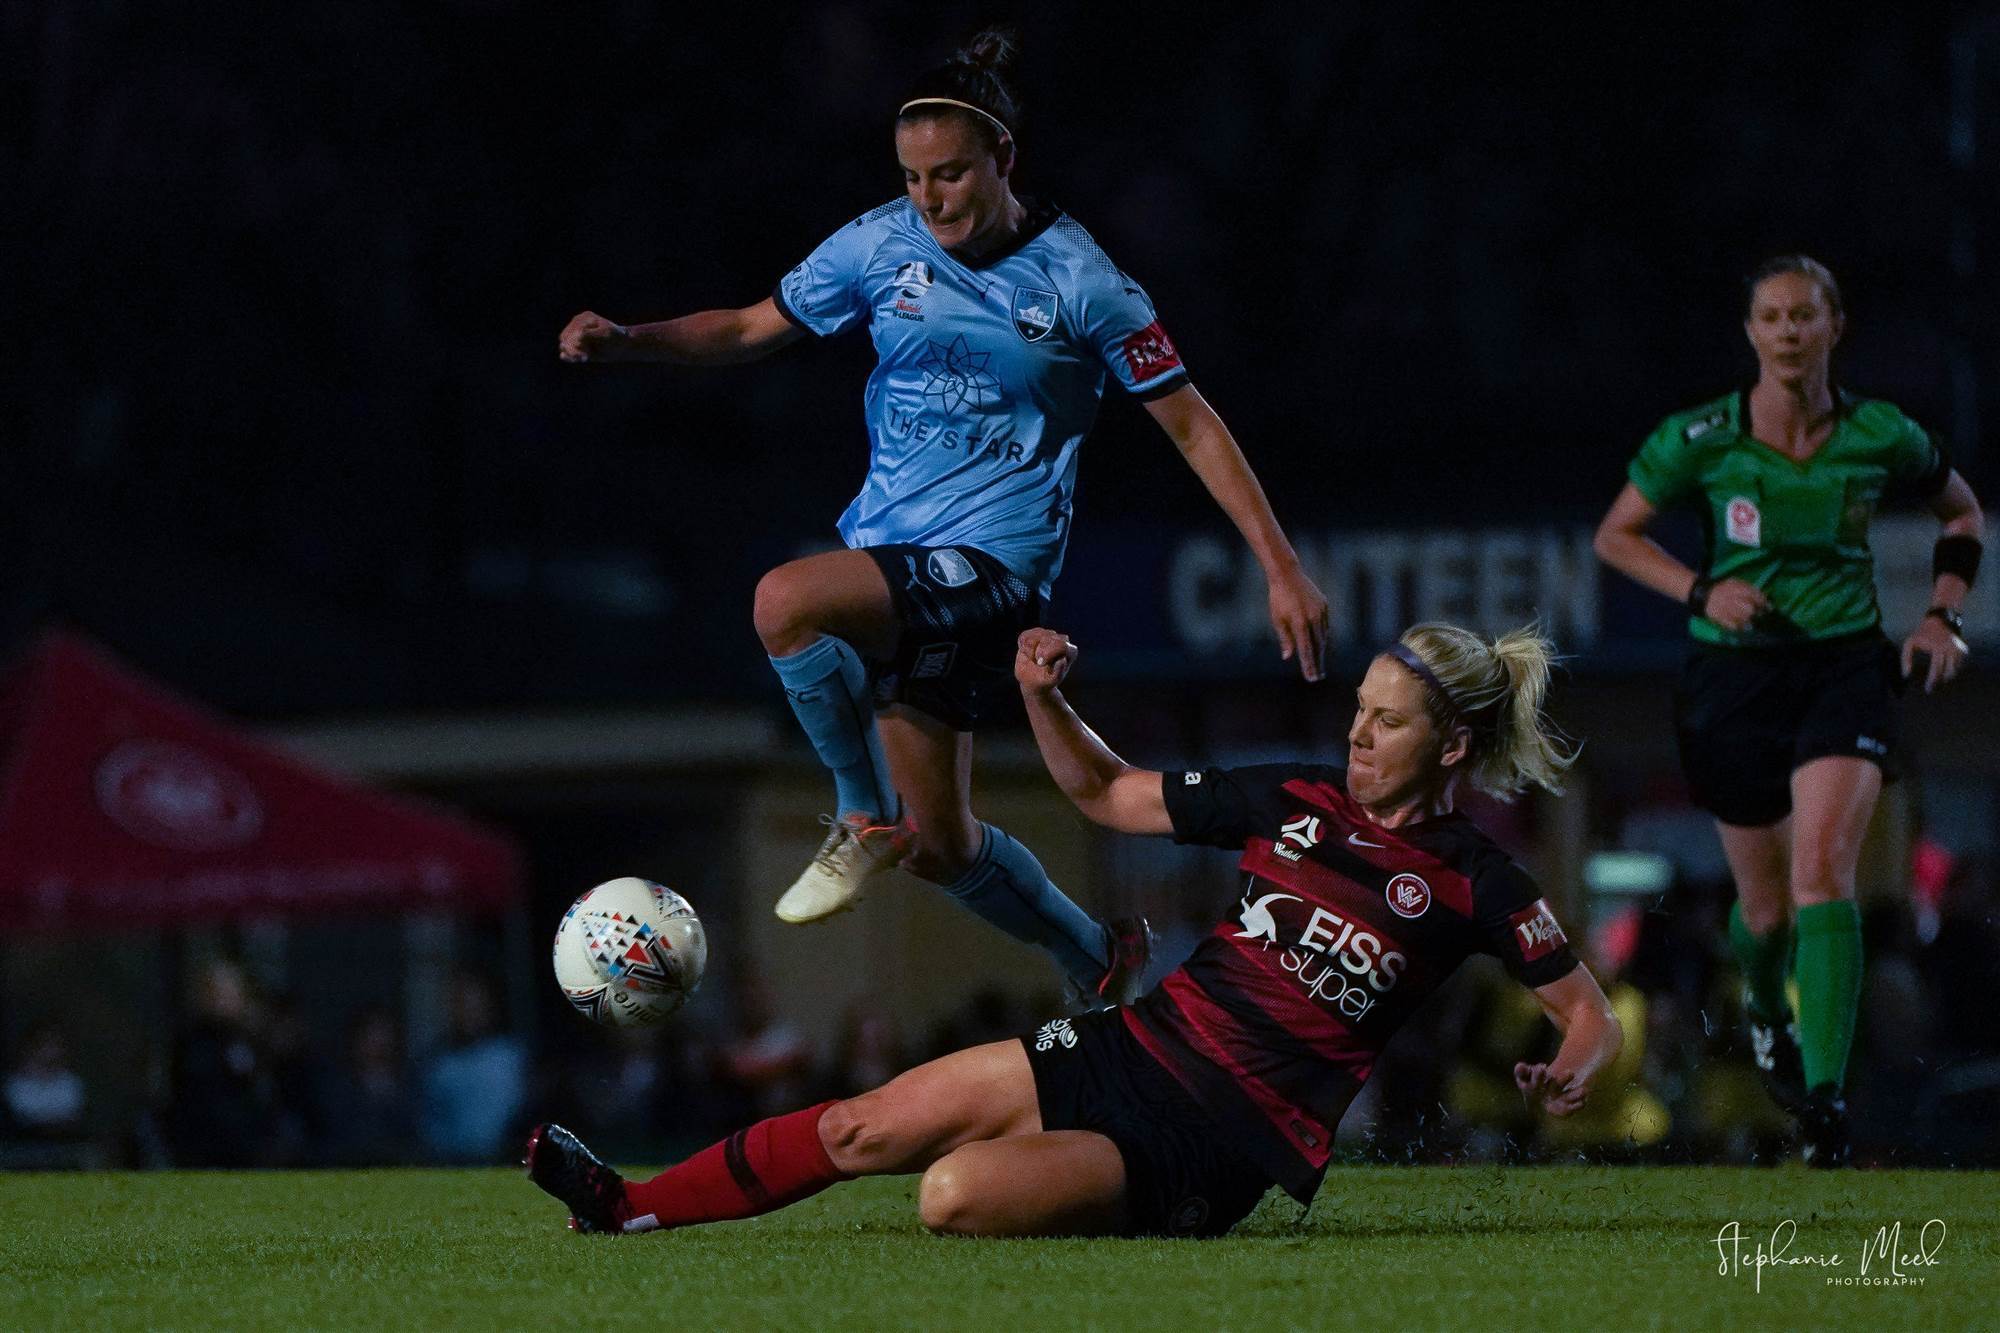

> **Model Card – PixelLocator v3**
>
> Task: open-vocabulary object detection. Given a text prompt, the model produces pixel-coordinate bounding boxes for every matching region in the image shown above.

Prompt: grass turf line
[2,1166,1993,1330]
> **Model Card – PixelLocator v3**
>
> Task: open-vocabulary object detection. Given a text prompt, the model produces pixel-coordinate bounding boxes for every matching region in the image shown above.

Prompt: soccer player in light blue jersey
[557,29,1329,1004]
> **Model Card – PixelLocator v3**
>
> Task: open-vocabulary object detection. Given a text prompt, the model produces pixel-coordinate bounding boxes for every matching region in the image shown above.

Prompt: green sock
[1793,900,1863,1092]
[1727,901,1793,1025]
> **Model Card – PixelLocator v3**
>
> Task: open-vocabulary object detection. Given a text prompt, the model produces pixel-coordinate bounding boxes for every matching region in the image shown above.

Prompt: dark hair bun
[954,25,1020,71]
[898,26,1023,147]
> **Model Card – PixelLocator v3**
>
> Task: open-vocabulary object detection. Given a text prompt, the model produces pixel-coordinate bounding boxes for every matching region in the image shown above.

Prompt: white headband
[897,97,1012,142]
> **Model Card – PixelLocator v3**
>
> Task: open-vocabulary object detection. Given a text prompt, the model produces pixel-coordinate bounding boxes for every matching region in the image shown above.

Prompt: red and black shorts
[1019,1007,1274,1238]
[862,543,1041,733]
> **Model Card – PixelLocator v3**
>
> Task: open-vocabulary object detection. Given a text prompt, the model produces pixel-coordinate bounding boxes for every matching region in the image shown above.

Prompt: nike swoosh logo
[1347,832,1386,849]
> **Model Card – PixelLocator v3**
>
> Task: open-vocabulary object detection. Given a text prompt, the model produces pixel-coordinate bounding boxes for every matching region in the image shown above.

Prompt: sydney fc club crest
[1012,286,1059,342]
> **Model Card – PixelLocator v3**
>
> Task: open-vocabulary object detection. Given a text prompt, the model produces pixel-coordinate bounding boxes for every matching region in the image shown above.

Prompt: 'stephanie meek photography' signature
[1715,1218,1947,1292]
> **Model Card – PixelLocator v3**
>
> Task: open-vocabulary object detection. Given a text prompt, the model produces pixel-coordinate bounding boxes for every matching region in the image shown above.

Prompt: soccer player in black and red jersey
[525,622,1621,1238]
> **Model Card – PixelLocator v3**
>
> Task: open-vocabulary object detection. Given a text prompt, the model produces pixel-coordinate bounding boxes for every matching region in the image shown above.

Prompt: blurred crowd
[5,843,1997,1172]
[1356,853,2000,1168]
[0,961,534,1171]
[0,950,1059,1172]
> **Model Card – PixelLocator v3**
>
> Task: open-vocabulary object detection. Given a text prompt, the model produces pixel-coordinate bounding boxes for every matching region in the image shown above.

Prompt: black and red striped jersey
[1125,762,1580,1204]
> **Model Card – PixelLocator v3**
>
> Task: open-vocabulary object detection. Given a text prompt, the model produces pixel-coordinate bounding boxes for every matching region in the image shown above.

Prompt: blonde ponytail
[1393,623,1578,799]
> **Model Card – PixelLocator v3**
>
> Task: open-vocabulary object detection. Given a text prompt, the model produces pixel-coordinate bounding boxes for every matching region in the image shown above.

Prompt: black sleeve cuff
[1515,951,1582,990]
[1909,424,1953,498]
[1160,770,1201,843]
[1161,766,1251,849]
[770,284,815,335]
[1131,370,1191,402]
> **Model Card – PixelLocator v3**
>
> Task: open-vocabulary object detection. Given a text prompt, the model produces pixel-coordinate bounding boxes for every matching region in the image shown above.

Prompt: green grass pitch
[3,1166,1992,1330]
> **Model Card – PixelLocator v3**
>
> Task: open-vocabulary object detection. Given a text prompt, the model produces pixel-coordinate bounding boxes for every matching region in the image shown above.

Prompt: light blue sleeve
[772,204,894,338]
[1074,267,1189,399]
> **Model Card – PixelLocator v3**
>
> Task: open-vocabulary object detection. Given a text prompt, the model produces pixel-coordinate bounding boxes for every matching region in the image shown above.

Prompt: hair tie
[1389,642,1509,736]
[1387,643,1464,719]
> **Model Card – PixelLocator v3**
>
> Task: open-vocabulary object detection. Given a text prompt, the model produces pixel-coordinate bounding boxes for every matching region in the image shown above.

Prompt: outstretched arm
[1513,965,1623,1118]
[558,297,805,366]
[1014,628,1172,835]
[1144,385,1329,681]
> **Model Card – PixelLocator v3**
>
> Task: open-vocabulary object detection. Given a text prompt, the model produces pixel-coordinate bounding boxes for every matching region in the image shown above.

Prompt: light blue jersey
[773,198,1189,599]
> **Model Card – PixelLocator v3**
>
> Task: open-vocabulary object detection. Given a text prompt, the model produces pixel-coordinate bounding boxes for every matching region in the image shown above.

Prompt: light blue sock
[768,637,897,822]
[943,823,1110,988]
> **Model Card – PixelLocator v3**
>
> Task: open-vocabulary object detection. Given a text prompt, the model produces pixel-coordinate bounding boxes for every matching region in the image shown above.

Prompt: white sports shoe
[773,814,909,924]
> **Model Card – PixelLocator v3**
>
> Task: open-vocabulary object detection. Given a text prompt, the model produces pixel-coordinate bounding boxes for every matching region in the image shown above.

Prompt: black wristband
[1933,534,1983,588]
[1686,575,1716,617]
[1927,605,1966,639]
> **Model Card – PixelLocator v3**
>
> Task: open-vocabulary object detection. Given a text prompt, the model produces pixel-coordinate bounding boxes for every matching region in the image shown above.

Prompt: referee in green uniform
[1594,256,1984,1166]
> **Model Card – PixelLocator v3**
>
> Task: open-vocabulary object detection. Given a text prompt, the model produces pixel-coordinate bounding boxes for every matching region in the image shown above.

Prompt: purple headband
[1386,643,1464,719]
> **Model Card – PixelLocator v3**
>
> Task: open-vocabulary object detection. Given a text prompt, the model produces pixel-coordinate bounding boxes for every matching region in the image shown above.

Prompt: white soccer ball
[552,877,708,1028]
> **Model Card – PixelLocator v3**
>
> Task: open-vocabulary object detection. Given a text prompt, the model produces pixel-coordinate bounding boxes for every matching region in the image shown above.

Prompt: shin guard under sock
[941,823,1109,989]
[1727,901,1794,1024]
[621,1100,850,1232]
[1793,900,1863,1092]
[768,638,897,822]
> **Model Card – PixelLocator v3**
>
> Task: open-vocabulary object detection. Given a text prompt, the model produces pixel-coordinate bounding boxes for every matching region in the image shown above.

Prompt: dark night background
[10,2,1999,712]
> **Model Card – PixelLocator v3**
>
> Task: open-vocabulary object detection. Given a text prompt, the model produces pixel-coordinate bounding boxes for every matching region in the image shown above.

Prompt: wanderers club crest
[1012,286,1059,343]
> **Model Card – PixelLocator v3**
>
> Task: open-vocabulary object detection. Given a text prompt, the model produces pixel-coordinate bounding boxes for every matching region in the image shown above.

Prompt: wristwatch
[1926,606,1967,641]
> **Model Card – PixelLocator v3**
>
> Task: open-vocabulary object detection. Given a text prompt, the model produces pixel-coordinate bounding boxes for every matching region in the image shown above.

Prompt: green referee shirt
[1627,389,1950,646]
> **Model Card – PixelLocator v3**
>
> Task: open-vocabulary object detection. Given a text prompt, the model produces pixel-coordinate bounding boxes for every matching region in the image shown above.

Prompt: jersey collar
[920,196,1062,271]
[1732,381,1857,438]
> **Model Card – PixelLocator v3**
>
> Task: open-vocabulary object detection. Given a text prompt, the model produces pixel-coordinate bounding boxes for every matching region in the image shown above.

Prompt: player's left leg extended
[1786,755,1879,1164]
[526,1040,1040,1234]
[918,1131,1128,1237]
[879,703,1114,994]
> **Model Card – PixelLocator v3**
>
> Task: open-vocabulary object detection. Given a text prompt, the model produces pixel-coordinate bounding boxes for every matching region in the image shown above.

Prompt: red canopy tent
[0,631,522,929]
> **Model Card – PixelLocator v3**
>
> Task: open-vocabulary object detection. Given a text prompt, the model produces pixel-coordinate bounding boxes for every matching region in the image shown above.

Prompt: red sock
[621,1100,850,1232]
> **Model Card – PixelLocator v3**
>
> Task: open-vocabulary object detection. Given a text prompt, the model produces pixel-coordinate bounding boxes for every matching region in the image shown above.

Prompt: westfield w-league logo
[1273,814,1322,863]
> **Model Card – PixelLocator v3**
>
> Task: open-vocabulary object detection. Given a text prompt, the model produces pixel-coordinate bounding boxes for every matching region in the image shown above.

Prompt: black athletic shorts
[1673,631,1903,827]
[1020,1007,1274,1238]
[863,544,1041,733]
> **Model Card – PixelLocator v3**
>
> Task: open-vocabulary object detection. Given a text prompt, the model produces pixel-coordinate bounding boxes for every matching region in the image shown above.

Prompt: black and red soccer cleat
[1096,916,1155,1007]
[524,1122,630,1233]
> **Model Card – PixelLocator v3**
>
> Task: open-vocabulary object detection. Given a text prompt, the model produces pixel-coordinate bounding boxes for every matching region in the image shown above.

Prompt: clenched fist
[559,311,629,363]
[1015,627,1078,695]
[1695,577,1769,632]
[1514,1060,1592,1117]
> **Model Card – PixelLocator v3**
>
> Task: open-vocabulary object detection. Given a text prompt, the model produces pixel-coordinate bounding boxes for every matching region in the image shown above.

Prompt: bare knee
[918,1157,983,1235]
[818,1097,904,1175]
[753,564,820,655]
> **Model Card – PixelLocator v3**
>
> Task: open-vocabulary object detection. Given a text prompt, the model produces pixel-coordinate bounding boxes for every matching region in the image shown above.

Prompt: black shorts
[863,544,1041,733]
[1673,632,1903,827]
[1020,1007,1274,1238]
